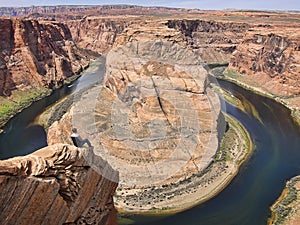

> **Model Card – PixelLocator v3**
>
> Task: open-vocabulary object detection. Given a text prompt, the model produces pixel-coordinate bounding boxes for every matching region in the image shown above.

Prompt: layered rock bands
[0,144,118,225]
[0,9,300,223]
[0,18,91,96]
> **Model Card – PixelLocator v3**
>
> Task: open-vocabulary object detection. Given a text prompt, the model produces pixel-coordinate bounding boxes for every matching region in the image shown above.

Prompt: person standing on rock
[71,128,93,148]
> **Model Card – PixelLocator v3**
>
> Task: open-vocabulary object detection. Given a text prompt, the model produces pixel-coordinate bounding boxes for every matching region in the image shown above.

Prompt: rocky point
[0,144,118,225]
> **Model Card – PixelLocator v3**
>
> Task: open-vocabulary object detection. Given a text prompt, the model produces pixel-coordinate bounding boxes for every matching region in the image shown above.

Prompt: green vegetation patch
[216,113,253,164]
[0,87,51,128]
[118,214,135,225]
[270,176,300,225]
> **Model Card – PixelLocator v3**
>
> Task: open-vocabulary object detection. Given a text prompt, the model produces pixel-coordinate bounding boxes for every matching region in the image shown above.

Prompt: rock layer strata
[0,144,118,225]
[47,20,247,213]
[67,18,128,54]
[1,8,300,221]
[0,18,91,96]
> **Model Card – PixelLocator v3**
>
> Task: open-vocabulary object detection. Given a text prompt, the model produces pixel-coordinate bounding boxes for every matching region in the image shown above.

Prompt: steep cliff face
[0,144,118,225]
[229,33,300,96]
[167,20,249,63]
[67,17,129,54]
[0,18,91,96]
[167,18,300,117]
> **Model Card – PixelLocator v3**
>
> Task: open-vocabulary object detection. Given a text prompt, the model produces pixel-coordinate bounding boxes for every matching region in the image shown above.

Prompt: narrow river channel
[0,57,106,159]
[0,60,299,225]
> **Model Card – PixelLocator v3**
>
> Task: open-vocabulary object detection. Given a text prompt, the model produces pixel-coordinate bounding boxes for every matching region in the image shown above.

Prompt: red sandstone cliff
[229,33,300,96]
[167,19,249,63]
[0,18,92,96]
[0,144,118,225]
[168,18,300,113]
[67,17,128,54]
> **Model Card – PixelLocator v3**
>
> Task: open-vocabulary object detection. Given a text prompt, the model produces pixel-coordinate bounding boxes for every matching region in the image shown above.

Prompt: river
[0,57,106,160]
[129,80,300,225]
[0,61,299,225]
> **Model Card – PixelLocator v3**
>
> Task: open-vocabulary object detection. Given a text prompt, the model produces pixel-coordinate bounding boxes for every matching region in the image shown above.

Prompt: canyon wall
[0,18,91,96]
[0,9,299,222]
[46,19,225,212]
[167,19,249,64]
[229,32,300,96]
[67,17,128,54]
[0,144,118,225]
[167,19,300,96]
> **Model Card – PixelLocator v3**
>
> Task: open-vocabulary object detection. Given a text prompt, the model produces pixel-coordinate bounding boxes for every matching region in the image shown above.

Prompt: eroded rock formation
[1,7,300,221]
[0,18,91,96]
[168,18,300,99]
[168,17,300,119]
[0,144,118,225]
[46,19,226,212]
[229,32,300,96]
[167,19,249,64]
[67,17,128,54]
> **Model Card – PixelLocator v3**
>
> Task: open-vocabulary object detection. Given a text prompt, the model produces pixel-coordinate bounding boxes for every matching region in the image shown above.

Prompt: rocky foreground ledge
[0,144,118,225]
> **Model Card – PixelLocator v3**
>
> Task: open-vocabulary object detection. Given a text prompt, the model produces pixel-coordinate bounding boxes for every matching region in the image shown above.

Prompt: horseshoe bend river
[0,61,299,225]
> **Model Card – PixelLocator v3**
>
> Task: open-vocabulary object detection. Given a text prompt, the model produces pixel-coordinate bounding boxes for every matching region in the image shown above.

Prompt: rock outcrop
[229,33,300,96]
[0,18,91,96]
[67,17,128,54]
[166,16,300,121]
[1,8,300,221]
[47,19,226,212]
[269,176,300,225]
[167,19,250,64]
[0,144,118,225]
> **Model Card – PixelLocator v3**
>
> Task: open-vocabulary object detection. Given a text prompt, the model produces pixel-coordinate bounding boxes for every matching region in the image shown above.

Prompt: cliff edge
[0,144,118,225]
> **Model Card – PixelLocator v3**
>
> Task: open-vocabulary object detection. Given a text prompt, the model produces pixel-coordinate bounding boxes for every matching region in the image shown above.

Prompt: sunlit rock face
[97,40,221,186]
[0,144,118,225]
[67,17,128,54]
[229,33,300,96]
[68,26,222,186]
[167,19,249,64]
[0,18,91,96]
[47,19,223,212]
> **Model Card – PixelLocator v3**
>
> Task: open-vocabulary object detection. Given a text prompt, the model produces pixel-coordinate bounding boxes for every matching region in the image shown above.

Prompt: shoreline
[0,87,51,132]
[210,66,300,225]
[268,176,300,225]
[2,60,297,218]
[116,113,254,215]
[42,63,254,216]
[0,65,89,132]
[209,67,300,126]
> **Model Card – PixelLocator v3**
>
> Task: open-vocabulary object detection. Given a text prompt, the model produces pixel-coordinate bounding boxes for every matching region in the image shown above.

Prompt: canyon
[0,18,96,127]
[0,5,299,225]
